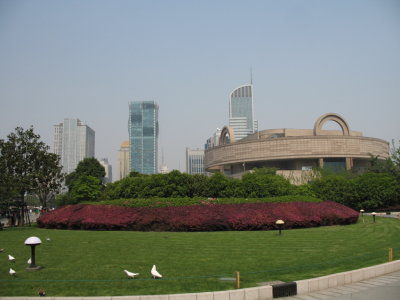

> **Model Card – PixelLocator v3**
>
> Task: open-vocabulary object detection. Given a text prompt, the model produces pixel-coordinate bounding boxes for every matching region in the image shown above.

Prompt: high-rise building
[128,101,159,174]
[229,84,257,140]
[53,118,95,174]
[118,140,130,180]
[99,158,112,184]
[186,148,205,175]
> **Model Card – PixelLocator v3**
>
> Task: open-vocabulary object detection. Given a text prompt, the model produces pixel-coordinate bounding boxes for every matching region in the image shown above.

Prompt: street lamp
[371,212,376,223]
[276,220,285,235]
[24,236,42,270]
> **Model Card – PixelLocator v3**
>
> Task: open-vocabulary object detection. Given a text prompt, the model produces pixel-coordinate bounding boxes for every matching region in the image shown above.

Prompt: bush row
[101,169,312,200]
[310,172,400,210]
[37,201,358,231]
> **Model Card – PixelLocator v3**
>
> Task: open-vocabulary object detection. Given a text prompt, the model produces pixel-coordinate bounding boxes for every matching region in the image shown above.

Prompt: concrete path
[281,271,400,300]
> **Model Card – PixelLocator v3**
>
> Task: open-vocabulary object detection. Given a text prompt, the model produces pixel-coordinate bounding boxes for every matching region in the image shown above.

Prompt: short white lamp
[24,236,42,270]
[371,212,377,223]
[360,209,365,223]
[276,220,285,235]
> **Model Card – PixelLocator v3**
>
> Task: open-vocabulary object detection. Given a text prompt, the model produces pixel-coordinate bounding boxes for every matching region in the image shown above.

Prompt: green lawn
[0,216,399,297]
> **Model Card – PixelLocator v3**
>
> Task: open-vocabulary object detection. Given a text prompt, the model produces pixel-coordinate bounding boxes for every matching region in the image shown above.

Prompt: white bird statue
[27,258,32,264]
[124,269,139,279]
[8,254,15,261]
[9,268,16,276]
[151,264,162,279]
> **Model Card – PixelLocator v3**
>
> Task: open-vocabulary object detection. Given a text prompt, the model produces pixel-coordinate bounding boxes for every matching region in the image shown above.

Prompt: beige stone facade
[118,140,130,180]
[205,113,389,181]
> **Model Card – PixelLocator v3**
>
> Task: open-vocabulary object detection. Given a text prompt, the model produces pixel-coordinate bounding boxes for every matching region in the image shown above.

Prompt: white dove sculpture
[9,268,16,276]
[124,269,139,279]
[151,264,162,279]
[8,254,15,262]
[27,258,32,264]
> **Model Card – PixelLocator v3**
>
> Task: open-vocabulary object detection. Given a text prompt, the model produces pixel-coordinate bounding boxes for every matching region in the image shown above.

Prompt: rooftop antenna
[250,67,253,85]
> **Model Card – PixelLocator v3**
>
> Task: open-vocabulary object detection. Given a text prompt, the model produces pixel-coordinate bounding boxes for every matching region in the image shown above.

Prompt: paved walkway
[281,271,400,300]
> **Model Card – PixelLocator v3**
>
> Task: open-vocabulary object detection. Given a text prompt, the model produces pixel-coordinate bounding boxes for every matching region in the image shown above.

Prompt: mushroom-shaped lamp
[371,212,377,223]
[24,236,42,270]
[276,219,285,235]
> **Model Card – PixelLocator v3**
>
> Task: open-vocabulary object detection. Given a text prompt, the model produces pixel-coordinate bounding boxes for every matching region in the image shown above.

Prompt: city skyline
[1,1,399,178]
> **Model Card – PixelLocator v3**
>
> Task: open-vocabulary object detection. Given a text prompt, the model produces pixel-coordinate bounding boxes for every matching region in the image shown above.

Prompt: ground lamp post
[371,212,376,223]
[25,236,42,270]
[360,209,365,223]
[276,220,285,235]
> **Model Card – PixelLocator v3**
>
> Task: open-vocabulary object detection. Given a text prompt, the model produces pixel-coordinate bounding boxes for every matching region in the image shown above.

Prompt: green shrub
[85,195,321,208]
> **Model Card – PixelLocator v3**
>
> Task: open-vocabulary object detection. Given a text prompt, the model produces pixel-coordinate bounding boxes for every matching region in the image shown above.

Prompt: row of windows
[232,85,252,98]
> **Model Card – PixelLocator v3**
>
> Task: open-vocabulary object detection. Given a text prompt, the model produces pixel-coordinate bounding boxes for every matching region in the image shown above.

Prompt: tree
[33,151,64,209]
[69,175,102,203]
[66,157,105,188]
[0,127,64,225]
[242,168,293,197]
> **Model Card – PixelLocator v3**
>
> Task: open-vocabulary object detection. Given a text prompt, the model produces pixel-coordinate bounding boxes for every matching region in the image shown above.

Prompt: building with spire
[229,84,258,141]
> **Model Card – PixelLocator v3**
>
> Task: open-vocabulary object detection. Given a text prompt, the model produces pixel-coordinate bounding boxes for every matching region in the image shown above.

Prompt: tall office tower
[229,84,257,141]
[118,140,130,180]
[99,158,112,184]
[128,101,159,174]
[186,148,206,175]
[53,118,95,174]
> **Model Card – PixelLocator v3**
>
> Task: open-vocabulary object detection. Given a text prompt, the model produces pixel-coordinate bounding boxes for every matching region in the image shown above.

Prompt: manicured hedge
[86,195,321,208]
[37,201,358,231]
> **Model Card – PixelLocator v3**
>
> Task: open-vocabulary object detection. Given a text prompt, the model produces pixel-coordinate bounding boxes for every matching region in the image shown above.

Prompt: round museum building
[204,113,389,183]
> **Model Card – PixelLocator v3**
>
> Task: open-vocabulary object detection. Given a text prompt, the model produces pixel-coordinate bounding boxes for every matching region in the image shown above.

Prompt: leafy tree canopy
[66,157,105,187]
[0,127,64,223]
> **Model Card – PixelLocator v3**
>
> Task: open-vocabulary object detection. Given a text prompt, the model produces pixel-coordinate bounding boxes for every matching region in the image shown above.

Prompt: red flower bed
[37,201,359,231]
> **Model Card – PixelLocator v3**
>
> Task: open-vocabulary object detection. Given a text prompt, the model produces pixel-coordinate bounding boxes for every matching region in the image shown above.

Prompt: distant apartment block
[118,140,130,180]
[99,158,113,184]
[186,148,205,175]
[53,118,95,174]
[128,101,159,174]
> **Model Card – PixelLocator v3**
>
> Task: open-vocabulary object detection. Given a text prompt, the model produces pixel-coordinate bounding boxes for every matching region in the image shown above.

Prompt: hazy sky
[1,0,399,180]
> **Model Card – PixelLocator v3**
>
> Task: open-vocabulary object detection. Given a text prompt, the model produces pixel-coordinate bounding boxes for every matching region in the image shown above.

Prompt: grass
[0,216,399,297]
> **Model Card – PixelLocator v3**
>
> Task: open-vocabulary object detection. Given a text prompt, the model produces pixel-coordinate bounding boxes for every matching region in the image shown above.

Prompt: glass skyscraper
[229,84,258,140]
[128,101,159,174]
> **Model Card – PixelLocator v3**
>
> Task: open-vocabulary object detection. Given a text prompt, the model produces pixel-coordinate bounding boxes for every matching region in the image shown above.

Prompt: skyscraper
[99,158,112,184]
[118,140,130,180]
[186,148,205,175]
[229,84,258,140]
[128,101,159,174]
[53,118,95,174]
